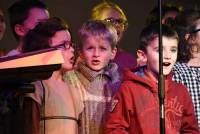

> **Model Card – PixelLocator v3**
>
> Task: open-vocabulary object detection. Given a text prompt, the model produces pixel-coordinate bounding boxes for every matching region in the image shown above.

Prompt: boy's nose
[163,51,171,59]
[93,49,100,57]
[70,46,74,52]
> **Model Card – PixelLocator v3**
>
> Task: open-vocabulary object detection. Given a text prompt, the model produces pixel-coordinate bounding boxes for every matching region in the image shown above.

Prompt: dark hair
[78,20,118,50]
[175,9,200,62]
[22,17,69,53]
[146,4,182,27]
[139,23,179,52]
[8,0,48,40]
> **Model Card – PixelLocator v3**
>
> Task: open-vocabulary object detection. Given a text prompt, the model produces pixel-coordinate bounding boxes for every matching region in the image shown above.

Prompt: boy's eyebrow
[151,45,159,49]
[170,44,178,48]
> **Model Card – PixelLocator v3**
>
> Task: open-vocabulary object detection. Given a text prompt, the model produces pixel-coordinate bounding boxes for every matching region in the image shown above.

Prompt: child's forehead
[148,36,178,47]
[81,36,112,48]
[147,37,159,47]
[163,36,178,47]
[84,35,109,42]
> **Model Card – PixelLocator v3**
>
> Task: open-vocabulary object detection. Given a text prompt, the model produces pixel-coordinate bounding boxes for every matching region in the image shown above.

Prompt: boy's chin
[90,67,104,72]
[87,63,109,72]
[163,70,171,75]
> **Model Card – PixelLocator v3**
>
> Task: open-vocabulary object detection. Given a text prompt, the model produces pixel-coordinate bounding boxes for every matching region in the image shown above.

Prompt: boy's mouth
[69,56,74,64]
[163,62,171,67]
[92,60,100,65]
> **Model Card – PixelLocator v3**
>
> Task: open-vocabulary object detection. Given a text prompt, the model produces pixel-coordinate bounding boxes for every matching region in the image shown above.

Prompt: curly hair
[175,9,200,62]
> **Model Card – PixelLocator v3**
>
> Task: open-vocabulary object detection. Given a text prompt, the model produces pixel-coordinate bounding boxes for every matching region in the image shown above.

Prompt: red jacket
[104,67,199,134]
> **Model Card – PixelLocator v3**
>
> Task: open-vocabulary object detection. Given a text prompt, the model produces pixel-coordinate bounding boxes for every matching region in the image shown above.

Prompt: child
[173,9,200,129]
[145,4,181,26]
[22,17,83,134]
[90,1,137,78]
[104,24,199,133]
[64,20,121,134]
[7,0,49,56]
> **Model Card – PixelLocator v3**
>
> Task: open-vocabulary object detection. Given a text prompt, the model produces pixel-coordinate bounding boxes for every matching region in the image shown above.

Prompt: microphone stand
[158,0,165,134]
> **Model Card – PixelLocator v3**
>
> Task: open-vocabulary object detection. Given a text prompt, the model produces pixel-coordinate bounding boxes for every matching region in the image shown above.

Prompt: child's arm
[23,97,40,134]
[22,81,43,134]
[104,82,132,134]
[180,87,199,133]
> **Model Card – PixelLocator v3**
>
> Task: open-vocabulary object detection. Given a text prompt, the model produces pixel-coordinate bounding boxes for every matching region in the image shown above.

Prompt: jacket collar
[77,61,119,82]
[124,66,172,93]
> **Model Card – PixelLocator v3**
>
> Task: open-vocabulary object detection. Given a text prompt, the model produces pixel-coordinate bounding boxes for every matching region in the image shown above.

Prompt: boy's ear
[136,50,147,66]
[111,47,117,60]
[14,24,27,37]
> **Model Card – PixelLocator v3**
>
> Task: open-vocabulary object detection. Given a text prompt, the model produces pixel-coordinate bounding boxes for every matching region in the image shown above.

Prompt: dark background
[0,0,200,56]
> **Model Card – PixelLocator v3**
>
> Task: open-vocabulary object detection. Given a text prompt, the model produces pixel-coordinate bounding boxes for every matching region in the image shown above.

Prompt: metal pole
[158,0,165,134]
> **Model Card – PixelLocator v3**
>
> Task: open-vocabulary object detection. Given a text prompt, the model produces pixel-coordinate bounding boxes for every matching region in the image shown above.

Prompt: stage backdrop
[0,0,200,56]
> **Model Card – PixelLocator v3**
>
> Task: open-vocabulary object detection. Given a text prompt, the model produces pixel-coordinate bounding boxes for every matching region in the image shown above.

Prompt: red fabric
[104,68,199,134]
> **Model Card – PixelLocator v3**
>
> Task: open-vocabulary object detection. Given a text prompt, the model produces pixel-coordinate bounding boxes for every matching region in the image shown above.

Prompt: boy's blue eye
[171,48,177,53]
[86,46,93,50]
[155,48,159,52]
[100,47,107,51]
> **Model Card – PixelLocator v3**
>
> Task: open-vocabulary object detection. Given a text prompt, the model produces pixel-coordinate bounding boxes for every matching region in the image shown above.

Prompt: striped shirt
[173,62,200,128]
[64,62,121,134]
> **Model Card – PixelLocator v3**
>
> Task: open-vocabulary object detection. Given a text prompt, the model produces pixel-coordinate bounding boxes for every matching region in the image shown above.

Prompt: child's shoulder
[120,68,151,90]
[123,66,150,85]
[173,62,190,72]
[169,79,189,95]
[63,70,80,83]
[65,69,77,75]
[104,62,121,81]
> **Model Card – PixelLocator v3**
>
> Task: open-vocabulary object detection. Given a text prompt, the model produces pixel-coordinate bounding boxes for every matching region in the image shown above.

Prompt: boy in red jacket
[104,24,199,134]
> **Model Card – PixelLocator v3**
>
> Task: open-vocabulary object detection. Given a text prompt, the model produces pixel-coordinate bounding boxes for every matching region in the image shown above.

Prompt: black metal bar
[158,0,165,134]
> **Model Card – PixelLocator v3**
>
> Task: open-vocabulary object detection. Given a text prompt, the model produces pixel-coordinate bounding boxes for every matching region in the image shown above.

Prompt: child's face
[98,8,125,42]
[51,30,74,71]
[80,36,117,71]
[144,36,178,77]
[17,7,49,37]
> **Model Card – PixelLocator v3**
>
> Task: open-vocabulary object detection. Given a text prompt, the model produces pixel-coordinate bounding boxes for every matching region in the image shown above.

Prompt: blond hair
[91,1,128,29]
[78,20,118,50]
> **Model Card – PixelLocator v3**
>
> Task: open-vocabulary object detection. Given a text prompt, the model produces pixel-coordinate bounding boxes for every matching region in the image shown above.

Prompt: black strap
[41,116,79,123]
